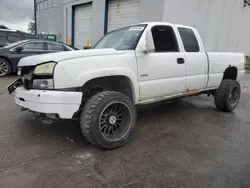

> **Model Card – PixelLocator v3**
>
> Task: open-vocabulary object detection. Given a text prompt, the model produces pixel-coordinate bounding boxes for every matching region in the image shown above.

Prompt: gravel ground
[0,74,249,188]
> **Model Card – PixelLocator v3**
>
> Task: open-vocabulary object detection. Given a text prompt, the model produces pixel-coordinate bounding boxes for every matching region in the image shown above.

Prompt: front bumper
[14,87,82,119]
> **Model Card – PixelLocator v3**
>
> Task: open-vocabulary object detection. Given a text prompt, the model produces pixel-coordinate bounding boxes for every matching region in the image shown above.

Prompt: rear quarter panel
[206,52,245,89]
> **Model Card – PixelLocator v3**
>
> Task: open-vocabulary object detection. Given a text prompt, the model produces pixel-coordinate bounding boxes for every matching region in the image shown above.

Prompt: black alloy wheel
[80,91,137,150]
[215,79,241,112]
[0,58,11,77]
[99,101,132,142]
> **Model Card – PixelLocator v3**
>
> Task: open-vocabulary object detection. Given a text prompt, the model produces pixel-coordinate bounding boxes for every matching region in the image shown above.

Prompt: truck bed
[206,52,245,89]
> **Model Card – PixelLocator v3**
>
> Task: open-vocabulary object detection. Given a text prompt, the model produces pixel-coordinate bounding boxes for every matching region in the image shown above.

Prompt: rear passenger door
[177,27,208,93]
[45,42,68,53]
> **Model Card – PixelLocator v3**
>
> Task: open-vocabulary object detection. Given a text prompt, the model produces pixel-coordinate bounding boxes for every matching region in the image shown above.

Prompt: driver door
[136,25,186,102]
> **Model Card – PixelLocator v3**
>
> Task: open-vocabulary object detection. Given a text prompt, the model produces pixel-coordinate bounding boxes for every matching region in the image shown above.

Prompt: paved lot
[0,74,250,188]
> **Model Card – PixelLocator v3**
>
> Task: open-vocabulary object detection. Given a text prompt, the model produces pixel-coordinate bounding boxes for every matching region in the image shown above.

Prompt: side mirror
[15,46,24,52]
[142,30,155,53]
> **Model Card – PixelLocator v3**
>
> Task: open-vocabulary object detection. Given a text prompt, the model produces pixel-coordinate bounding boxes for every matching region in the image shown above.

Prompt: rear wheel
[214,79,241,112]
[0,58,11,77]
[80,91,136,150]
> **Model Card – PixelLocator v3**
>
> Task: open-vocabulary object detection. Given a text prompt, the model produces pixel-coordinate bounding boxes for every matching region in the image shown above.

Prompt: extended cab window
[178,28,200,52]
[151,25,179,52]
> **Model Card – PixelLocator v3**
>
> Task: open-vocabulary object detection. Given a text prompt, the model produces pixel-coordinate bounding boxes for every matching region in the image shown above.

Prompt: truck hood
[18,48,123,67]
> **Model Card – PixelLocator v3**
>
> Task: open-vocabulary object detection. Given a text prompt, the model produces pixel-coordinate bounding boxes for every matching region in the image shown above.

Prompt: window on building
[52,0,56,6]
[8,34,22,43]
[47,42,65,51]
[21,42,44,50]
[48,0,53,8]
[151,25,179,52]
[39,2,43,10]
[44,0,48,9]
[178,27,200,52]
[36,3,40,11]
[42,1,45,9]
[0,35,8,46]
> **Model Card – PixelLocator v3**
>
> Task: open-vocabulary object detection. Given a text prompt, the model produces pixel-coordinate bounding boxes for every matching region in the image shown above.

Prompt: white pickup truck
[7,22,245,149]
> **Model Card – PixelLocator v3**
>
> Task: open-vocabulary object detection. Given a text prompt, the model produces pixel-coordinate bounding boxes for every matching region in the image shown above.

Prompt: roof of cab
[124,22,195,30]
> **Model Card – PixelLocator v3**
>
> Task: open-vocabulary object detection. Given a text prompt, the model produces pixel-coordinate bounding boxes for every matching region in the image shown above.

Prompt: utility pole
[34,0,37,35]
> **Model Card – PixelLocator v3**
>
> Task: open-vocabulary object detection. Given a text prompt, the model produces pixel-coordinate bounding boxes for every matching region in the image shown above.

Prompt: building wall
[62,0,165,46]
[36,0,250,54]
[36,0,64,41]
[36,0,165,45]
[140,0,165,22]
[162,0,250,55]
[61,0,105,46]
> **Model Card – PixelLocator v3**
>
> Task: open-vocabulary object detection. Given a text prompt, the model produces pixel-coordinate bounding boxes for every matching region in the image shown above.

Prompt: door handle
[177,58,185,64]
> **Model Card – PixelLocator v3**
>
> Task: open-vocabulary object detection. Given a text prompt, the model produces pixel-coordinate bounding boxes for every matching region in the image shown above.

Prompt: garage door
[74,3,92,49]
[107,0,140,32]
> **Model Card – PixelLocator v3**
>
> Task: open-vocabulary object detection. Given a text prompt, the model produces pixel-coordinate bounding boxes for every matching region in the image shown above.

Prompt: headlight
[34,62,56,75]
[33,79,54,89]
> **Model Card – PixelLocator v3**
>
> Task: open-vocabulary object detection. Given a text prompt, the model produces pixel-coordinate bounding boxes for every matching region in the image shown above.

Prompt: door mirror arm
[142,45,155,53]
[142,42,148,53]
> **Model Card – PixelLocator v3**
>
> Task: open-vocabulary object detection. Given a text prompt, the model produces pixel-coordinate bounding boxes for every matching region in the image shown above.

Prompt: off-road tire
[214,79,241,112]
[0,58,11,77]
[80,91,137,150]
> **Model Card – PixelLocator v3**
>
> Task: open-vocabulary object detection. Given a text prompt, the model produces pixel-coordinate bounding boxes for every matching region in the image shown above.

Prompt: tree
[244,0,250,7]
[27,20,35,33]
[0,25,9,29]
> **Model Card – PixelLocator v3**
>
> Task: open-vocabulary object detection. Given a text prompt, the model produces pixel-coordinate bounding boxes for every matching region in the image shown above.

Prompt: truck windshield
[93,25,146,50]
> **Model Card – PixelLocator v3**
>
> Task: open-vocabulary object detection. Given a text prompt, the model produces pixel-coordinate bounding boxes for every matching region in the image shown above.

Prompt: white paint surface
[53,50,140,102]
[14,87,82,119]
[136,50,186,100]
[175,25,208,91]
[206,52,245,89]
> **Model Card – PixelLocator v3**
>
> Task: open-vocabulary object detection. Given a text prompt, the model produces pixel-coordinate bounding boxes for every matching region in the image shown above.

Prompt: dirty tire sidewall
[80,91,137,150]
[0,58,11,77]
[214,79,241,112]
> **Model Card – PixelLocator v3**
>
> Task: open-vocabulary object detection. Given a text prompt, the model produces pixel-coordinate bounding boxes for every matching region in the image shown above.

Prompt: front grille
[23,79,32,90]
[20,66,35,90]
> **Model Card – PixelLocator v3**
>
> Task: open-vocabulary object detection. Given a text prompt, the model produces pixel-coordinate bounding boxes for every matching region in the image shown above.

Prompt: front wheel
[80,91,137,150]
[0,58,11,77]
[214,79,241,112]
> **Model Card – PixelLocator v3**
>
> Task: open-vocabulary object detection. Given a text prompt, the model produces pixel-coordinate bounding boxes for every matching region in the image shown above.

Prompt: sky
[0,0,34,32]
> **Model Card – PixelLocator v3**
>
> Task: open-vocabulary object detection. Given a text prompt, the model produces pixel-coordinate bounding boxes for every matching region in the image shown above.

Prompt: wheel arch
[223,66,238,80]
[78,69,139,104]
